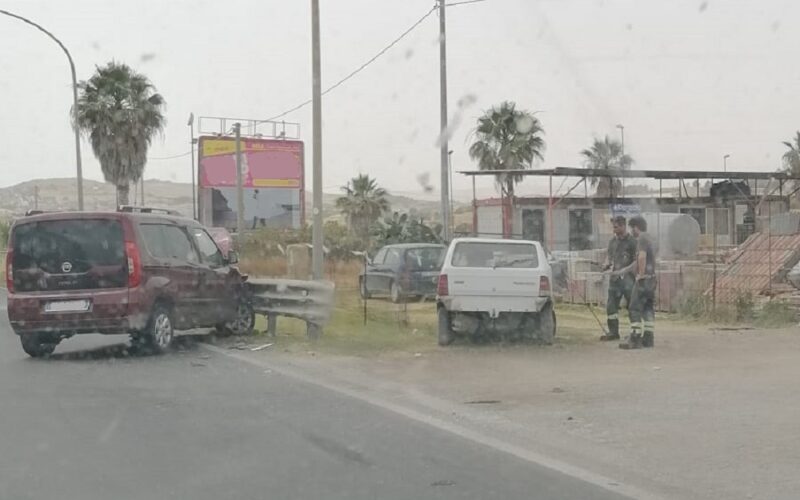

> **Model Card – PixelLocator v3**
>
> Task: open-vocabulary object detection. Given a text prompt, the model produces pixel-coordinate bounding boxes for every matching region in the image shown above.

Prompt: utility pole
[234,123,245,240]
[0,10,83,210]
[188,113,197,219]
[438,0,451,241]
[311,0,324,281]
[616,123,625,198]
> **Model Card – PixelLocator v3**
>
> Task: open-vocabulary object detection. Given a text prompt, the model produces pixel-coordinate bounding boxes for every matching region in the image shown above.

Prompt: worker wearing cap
[620,215,657,349]
[601,215,637,341]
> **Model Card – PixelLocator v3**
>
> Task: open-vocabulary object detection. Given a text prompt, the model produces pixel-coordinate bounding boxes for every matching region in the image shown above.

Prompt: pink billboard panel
[199,137,303,189]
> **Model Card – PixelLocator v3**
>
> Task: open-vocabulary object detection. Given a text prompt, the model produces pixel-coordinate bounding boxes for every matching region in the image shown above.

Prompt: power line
[258,6,437,124]
[150,151,191,160]
[445,0,487,6]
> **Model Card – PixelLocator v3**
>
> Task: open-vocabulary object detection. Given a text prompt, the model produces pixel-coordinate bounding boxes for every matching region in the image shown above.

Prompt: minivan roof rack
[118,205,181,216]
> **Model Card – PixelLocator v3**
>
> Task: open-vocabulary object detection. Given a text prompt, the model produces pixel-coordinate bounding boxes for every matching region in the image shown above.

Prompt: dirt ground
[236,318,800,500]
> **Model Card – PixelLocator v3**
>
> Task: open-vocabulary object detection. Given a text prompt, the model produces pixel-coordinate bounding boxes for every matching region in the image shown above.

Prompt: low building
[464,167,795,252]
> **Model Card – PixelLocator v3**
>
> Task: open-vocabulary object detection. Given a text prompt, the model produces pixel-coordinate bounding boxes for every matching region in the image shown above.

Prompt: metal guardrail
[246,278,335,336]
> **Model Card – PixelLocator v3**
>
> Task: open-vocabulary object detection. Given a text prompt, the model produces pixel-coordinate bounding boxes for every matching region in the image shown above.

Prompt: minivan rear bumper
[7,288,148,336]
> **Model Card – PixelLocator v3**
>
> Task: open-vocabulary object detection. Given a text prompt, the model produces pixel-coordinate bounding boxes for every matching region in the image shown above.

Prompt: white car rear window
[451,242,538,268]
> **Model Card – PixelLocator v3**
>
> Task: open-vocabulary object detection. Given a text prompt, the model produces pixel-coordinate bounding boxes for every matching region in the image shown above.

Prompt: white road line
[204,344,664,500]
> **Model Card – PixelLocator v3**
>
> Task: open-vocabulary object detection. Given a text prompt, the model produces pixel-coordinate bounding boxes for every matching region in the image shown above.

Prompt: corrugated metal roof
[709,232,800,302]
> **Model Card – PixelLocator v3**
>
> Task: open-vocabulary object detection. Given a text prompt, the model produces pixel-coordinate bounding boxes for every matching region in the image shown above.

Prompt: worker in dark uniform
[620,215,657,349]
[600,216,637,341]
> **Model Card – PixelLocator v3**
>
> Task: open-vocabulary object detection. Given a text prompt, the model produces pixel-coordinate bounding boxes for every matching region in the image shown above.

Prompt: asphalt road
[0,291,629,500]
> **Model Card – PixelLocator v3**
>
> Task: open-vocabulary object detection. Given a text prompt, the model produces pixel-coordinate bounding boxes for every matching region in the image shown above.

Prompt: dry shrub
[239,256,362,290]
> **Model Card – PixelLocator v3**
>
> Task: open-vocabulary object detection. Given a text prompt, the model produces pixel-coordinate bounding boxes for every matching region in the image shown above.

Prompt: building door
[522,209,545,243]
[569,209,593,250]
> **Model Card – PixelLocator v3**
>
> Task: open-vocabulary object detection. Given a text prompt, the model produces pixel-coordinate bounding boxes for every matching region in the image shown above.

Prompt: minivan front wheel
[145,306,174,354]
[20,333,58,358]
[226,301,255,336]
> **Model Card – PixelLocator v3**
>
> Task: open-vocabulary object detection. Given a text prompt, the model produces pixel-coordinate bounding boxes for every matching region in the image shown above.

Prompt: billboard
[198,137,304,230]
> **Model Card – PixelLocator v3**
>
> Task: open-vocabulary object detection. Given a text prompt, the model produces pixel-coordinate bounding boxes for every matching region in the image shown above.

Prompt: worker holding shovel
[600,216,637,341]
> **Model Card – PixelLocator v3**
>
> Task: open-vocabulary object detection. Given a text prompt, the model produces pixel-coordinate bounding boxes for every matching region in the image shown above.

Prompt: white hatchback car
[436,238,556,346]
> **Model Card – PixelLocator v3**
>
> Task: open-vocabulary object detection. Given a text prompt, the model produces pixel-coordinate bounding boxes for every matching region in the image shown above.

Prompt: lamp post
[723,154,730,173]
[0,9,84,210]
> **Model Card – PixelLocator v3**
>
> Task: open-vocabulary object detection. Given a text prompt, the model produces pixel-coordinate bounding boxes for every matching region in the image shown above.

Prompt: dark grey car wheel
[359,278,371,299]
[390,281,403,303]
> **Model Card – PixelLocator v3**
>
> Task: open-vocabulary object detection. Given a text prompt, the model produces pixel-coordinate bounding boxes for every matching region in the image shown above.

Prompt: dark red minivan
[5,208,254,357]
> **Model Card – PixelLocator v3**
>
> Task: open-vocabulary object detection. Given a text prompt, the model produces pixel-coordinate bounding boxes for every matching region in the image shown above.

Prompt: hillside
[0,178,456,222]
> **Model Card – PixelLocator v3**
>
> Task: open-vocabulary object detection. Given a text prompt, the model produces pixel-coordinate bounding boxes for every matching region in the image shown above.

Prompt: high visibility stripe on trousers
[643,321,655,334]
[631,321,643,334]
[607,313,619,320]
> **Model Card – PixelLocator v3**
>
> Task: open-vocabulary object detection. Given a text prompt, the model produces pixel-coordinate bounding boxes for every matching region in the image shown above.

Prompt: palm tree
[580,136,633,197]
[783,131,800,176]
[335,174,390,240]
[74,62,166,205]
[468,101,545,236]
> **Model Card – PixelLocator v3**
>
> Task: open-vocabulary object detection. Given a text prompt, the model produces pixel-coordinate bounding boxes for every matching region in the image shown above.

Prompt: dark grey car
[359,244,446,303]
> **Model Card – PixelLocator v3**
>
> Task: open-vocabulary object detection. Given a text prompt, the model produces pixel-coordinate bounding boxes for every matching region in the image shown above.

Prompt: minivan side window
[190,228,225,268]
[140,224,199,263]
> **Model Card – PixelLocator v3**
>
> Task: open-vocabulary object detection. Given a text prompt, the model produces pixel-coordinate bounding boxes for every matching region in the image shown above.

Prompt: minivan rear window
[451,242,538,268]
[11,219,126,292]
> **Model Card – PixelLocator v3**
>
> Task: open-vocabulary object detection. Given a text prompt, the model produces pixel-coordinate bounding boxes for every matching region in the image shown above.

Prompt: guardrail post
[267,314,277,337]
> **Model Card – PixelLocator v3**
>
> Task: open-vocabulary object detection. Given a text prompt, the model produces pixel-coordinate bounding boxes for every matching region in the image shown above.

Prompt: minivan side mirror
[227,251,239,265]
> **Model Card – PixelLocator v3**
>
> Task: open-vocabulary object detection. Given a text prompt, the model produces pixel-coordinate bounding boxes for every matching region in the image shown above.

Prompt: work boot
[619,334,643,350]
[642,332,654,348]
[600,320,620,341]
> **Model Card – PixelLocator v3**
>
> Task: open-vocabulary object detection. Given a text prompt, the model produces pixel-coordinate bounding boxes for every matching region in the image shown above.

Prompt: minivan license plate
[44,300,90,313]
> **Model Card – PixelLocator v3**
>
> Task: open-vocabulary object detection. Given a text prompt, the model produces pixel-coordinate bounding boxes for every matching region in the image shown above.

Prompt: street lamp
[0,9,84,211]
[723,154,730,173]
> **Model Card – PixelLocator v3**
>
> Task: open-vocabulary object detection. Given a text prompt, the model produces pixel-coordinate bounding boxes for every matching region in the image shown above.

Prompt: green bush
[733,290,755,322]
[676,290,709,319]
[755,300,796,328]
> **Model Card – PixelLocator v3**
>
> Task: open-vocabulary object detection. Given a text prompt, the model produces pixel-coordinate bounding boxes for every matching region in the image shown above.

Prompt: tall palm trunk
[117,183,130,206]
[502,178,514,238]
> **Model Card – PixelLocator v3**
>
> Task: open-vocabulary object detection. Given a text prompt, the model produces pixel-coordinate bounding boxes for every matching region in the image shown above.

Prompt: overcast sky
[1,0,798,200]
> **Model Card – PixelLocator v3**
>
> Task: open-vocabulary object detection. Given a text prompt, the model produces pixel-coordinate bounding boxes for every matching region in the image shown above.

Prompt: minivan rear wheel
[20,333,58,358]
[145,306,174,354]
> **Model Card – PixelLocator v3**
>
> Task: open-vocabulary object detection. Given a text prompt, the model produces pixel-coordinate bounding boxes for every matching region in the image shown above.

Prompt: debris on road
[250,343,274,352]
[463,399,501,405]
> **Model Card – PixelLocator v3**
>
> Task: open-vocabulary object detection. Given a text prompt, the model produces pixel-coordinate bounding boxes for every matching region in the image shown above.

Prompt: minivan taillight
[5,248,13,292]
[125,241,142,288]
[539,275,550,295]
[437,274,449,296]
